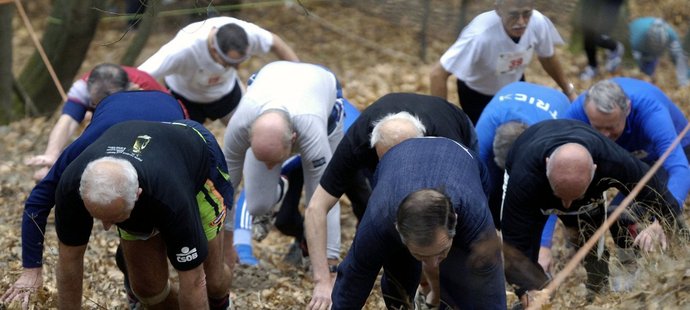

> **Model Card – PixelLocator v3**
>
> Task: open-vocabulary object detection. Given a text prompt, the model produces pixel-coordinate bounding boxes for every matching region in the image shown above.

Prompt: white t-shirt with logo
[440,10,563,96]
[138,17,274,103]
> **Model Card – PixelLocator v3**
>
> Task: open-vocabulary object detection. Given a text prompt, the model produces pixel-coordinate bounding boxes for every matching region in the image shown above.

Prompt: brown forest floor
[2,0,690,309]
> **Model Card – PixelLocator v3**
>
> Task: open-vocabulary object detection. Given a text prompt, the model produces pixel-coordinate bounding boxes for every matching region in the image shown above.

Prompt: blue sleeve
[563,95,588,122]
[61,100,88,123]
[539,214,557,248]
[21,176,59,268]
[475,113,497,168]
[640,101,690,207]
[331,217,388,309]
[629,18,652,51]
[21,134,96,268]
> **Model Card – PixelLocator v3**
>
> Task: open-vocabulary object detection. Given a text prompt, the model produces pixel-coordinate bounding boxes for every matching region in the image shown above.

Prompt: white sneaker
[605,42,624,73]
[610,248,638,292]
[580,66,597,81]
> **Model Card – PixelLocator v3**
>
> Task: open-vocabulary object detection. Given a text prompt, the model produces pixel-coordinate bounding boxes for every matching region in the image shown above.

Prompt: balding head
[250,109,295,169]
[545,143,597,209]
[370,112,426,158]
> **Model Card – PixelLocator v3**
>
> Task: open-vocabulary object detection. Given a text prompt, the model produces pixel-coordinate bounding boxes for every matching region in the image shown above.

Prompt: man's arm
[222,116,251,189]
[538,54,577,101]
[421,263,441,306]
[57,242,86,309]
[668,32,689,87]
[177,265,209,309]
[270,34,300,62]
[0,268,43,309]
[641,101,690,207]
[429,62,451,100]
[305,185,340,310]
[26,115,80,173]
[331,216,389,309]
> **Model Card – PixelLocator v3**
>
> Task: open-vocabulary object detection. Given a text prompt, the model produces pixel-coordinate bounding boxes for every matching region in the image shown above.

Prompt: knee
[206,264,232,298]
[133,281,172,306]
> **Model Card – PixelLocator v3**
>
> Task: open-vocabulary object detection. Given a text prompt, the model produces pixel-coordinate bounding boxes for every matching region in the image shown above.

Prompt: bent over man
[223,61,346,269]
[55,120,233,309]
[501,119,681,305]
[1,88,187,309]
[331,137,505,309]
[305,92,478,309]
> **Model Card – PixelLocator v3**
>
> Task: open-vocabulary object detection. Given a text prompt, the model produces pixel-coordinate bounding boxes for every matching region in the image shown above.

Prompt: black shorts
[171,80,242,123]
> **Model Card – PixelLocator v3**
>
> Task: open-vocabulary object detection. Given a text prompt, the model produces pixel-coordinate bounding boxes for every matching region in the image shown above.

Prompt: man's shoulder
[462,11,503,40]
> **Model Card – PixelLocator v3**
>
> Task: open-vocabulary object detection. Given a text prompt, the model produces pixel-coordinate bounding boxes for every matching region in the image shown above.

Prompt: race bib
[496,46,534,75]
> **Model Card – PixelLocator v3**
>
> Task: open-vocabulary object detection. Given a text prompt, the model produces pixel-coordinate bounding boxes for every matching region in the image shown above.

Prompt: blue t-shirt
[566,77,690,206]
[475,81,570,168]
[21,91,185,268]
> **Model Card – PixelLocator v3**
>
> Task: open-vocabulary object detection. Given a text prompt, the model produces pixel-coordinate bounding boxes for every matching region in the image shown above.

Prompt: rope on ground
[13,0,67,103]
[528,121,690,310]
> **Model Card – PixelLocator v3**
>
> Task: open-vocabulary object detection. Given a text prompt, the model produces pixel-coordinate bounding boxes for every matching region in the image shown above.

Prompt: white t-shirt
[440,10,563,95]
[223,61,338,197]
[138,17,274,103]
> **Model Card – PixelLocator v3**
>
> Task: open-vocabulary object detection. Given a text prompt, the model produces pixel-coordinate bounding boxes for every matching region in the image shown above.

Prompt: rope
[98,0,326,21]
[528,121,690,309]
[13,0,67,103]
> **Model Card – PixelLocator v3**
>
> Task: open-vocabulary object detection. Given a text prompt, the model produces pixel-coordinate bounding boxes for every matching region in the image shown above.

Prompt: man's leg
[233,190,260,266]
[205,234,232,310]
[120,236,178,309]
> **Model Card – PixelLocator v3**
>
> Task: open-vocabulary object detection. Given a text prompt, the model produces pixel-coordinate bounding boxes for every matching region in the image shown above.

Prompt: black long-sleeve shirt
[320,92,478,198]
[501,119,680,290]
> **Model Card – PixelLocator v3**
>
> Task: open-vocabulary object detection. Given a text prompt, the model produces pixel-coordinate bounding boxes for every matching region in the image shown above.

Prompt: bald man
[304,93,478,310]
[501,119,681,304]
[223,61,345,263]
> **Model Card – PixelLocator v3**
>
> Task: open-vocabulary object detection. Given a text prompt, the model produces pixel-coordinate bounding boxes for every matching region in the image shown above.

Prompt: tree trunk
[683,26,690,55]
[120,1,157,66]
[418,0,431,61]
[0,3,13,124]
[15,0,104,118]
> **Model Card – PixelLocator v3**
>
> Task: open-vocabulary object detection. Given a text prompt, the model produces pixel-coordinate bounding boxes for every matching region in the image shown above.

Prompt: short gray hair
[643,19,669,56]
[585,80,629,113]
[396,189,456,246]
[493,121,529,169]
[79,157,139,211]
[369,111,426,149]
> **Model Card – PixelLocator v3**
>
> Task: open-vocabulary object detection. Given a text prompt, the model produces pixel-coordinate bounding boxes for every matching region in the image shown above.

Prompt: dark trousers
[456,75,525,125]
[581,0,625,67]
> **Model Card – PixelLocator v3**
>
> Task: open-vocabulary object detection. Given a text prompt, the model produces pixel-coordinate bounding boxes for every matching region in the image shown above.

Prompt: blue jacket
[332,137,503,309]
[22,91,185,268]
[566,77,690,206]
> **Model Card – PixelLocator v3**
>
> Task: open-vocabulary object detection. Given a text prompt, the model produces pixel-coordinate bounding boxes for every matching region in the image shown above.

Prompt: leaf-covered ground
[2,1,690,309]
